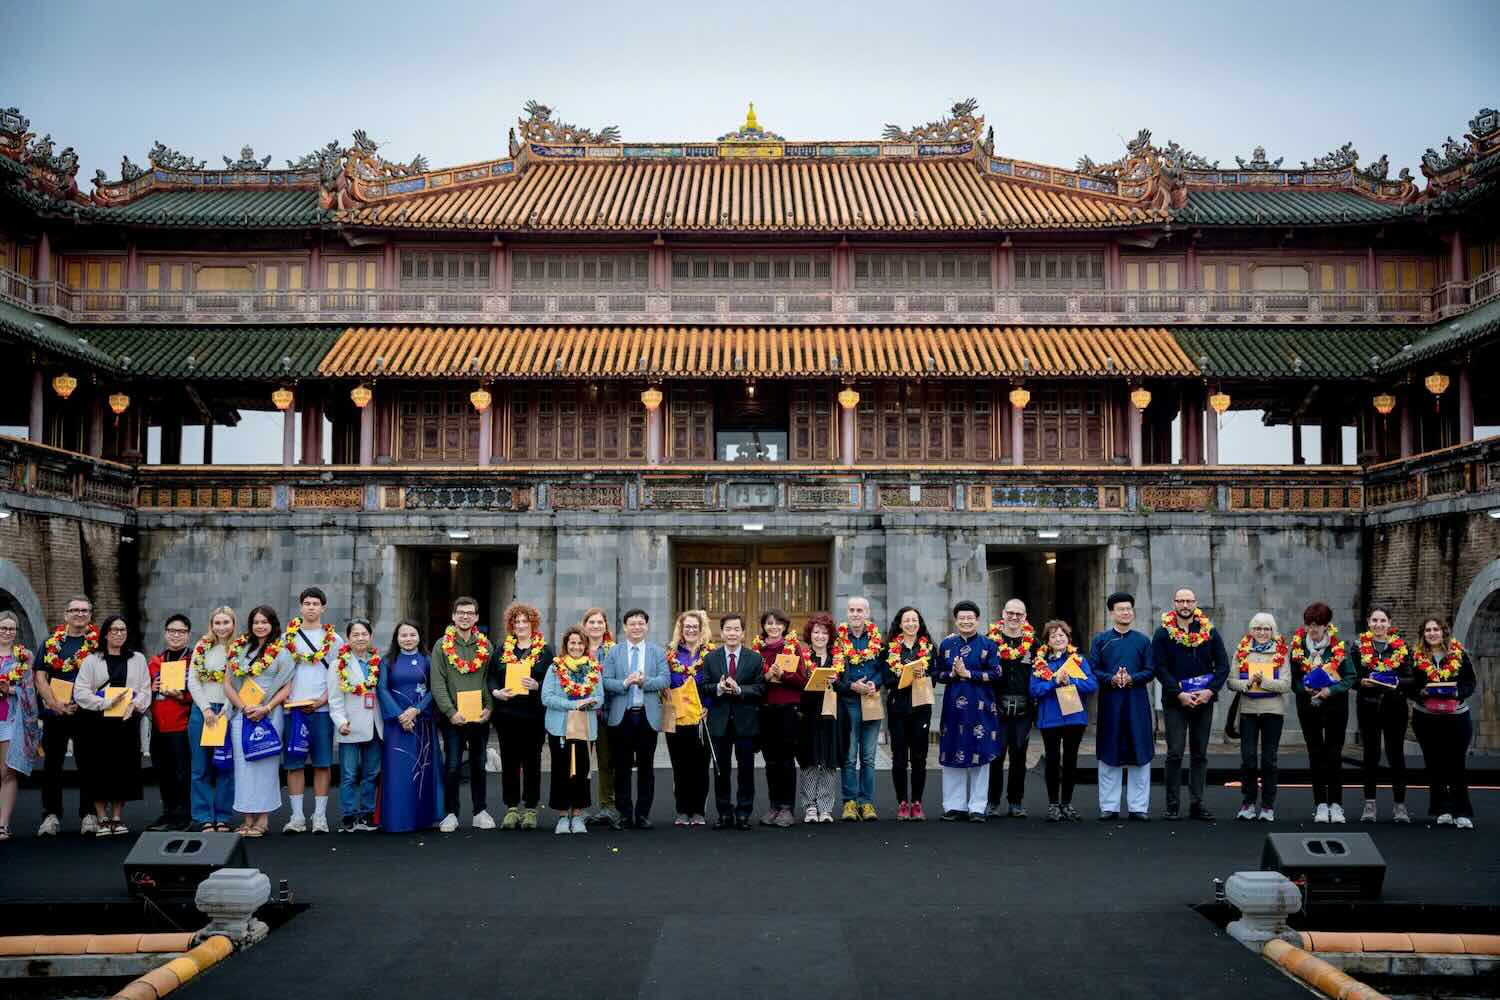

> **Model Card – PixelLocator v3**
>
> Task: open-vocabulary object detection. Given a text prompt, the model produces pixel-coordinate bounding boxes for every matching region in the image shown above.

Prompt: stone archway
[1453,559,1500,751]
[0,558,48,651]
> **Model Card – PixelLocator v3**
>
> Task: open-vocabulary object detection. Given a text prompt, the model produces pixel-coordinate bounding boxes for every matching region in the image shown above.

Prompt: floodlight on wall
[447,529,471,540]
[1037,530,1060,540]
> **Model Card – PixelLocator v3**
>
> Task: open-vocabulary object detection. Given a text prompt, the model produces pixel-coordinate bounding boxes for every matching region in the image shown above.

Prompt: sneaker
[896,802,911,821]
[1098,811,1120,821]
[1236,804,1257,821]
[439,813,459,833]
[675,814,690,827]
[941,810,965,821]
[1436,812,1454,826]
[690,814,707,826]
[555,817,571,835]
[338,818,355,834]
[1314,804,1330,823]
[774,809,794,828]
[571,815,587,834]
[1046,804,1062,822]
[37,814,60,837]
[521,809,538,831]
[1060,805,1080,822]
[911,803,926,821]
[1189,803,1215,822]
[1164,809,1181,822]
[1329,804,1346,824]
[282,816,307,835]
[473,810,496,830]
[81,814,100,836]
[111,820,129,836]
[1128,812,1151,822]
[1259,809,1275,822]
[841,800,858,822]
[1008,804,1026,819]
[804,806,819,824]
[817,810,834,824]
[1360,799,1378,823]
[860,802,878,822]
[1455,816,1474,830]
[311,815,329,835]
[967,812,986,823]
[1392,804,1410,824]
[500,807,521,831]
[760,809,779,827]
[354,819,378,832]
[984,802,1004,818]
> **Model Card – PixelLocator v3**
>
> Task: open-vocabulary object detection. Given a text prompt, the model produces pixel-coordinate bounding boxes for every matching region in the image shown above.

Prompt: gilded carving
[293,486,363,508]
[1139,486,1212,512]
[882,98,985,143]
[517,100,621,145]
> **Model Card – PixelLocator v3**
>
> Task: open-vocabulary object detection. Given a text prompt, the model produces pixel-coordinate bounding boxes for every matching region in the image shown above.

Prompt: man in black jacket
[697,614,765,829]
[1151,588,1230,820]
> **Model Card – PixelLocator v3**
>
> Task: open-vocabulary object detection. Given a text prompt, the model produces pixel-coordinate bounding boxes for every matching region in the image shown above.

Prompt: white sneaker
[282,816,307,835]
[1360,799,1378,823]
[1259,809,1275,822]
[1236,804,1257,821]
[1314,804,1330,823]
[485,746,502,773]
[473,809,496,830]
[439,813,459,833]
[1455,816,1474,830]
[1436,813,1454,826]
[570,815,587,834]
[1329,804,1346,824]
[311,815,329,835]
[37,813,60,837]
[555,817,571,834]
[804,806,819,824]
[80,814,100,836]
[1392,803,1411,824]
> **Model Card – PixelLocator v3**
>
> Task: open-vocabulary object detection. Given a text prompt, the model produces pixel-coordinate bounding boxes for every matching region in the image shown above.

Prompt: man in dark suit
[697,613,764,829]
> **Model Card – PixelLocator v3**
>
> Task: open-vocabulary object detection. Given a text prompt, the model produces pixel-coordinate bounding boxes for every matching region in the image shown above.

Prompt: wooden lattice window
[1022,387,1107,464]
[1016,252,1105,289]
[508,385,645,462]
[670,253,831,288]
[668,388,714,461]
[855,384,993,462]
[397,387,481,463]
[511,252,648,290]
[789,387,835,462]
[400,251,490,289]
[853,252,991,289]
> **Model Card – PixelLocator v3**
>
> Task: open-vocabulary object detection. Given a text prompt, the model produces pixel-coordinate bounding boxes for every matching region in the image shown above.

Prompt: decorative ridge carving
[148,141,206,171]
[882,98,985,143]
[1301,142,1358,171]
[516,100,621,145]
[222,146,273,170]
[1235,145,1284,171]
[718,103,783,142]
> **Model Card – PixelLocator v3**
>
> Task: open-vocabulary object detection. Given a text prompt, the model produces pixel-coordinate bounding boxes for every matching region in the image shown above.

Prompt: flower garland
[1412,638,1464,684]
[668,641,716,680]
[189,634,226,683]
[988,620,1036,660]
[43,624,99,674]
[832,623,883,671]
[227,634,284,678]
[283,617,338,666]
[1290,626,1346,676]
[3,645,30,684]
[335,644,381,694]
[751,632,801,657]
[886,635,933,674]
[500,633,547,674]
[553,655,602,699]
[1357,631,1407,673]
[1032,646,1081,683]
[1234,634,1288,674]
[440,625,493,675]
[1161,609,1214,648]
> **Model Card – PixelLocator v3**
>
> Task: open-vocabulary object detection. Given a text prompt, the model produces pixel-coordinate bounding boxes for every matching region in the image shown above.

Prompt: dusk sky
[3,0,1496,462]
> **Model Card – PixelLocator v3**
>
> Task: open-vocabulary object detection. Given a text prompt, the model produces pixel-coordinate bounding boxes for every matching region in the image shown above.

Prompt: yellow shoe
[840,800,858,822]
[860,802,878,822]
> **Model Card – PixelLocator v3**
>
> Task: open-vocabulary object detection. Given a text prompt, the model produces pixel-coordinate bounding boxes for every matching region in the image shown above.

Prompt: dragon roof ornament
[515,100,622,147]
[882,98,985,144]
[148,141,206,171]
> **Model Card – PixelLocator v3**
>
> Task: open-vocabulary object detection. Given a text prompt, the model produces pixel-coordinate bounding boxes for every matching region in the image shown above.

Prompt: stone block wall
[0,500,127,647]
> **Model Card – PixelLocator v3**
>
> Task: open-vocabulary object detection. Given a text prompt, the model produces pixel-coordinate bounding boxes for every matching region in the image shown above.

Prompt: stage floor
[4,772,1495,999]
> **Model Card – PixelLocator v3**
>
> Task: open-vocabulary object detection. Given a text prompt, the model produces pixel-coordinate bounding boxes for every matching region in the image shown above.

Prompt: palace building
[1,99,1497,741]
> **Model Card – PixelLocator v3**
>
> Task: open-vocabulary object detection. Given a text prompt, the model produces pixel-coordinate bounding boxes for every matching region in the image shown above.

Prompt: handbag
[282,706,311,762]
[241,714,282,761]
[1224,692,1241,741]
[212,739,235,772]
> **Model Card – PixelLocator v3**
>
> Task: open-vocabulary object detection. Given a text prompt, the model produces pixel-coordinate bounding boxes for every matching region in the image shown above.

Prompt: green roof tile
[0,298,115,366]
[77,325,340,378]
[1383,295,1500,369]
[1172,325,1411,378]
[85,188,324,227]
[1175,190,1402,226]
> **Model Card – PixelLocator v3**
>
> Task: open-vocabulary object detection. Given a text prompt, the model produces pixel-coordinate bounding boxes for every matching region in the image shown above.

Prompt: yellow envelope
[1247,661,1275,684]
[504,662,530,695]
[804,667,837,692]
[897,664,915,690]
[1055,683,1084,716]
[456,688,484,722]
[1062,660,1090,680]
[49,677,75,705]
[103,686,131,718]
[239,678,265,708]
[771,653,800,681]
[159,661,188,692]
[200,713,229,747]
[911,676,934,708]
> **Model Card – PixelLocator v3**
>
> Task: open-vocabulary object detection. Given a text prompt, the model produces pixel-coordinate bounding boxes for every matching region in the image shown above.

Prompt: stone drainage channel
[1200,871,1500,999]
[1,869,302,1000]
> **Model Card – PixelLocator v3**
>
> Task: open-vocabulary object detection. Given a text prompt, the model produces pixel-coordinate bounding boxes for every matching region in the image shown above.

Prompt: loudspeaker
[1260,832,1385,902]
[124,831,249,899]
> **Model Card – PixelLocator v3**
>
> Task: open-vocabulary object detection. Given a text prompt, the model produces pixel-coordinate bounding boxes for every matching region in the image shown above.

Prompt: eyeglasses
[1002,611,1026,619]
[165,627,191,634]
[453,611,478,618]
[67,608,91,615]
[0,625,16,633]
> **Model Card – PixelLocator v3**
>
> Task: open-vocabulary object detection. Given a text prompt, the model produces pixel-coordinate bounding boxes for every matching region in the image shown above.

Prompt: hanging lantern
[1424,371,1450,413]
[107,392,130,415]
[1130,386,1153,411]
[1209,390,1231,414]
[1372,392,1396,416]
[1008,386,1031,409]
[271,387,295,411]
[51,373,78,400]
[469,387,493,413]
[350,384,373,409]
[640,386,663,412]
[837,386,861,410]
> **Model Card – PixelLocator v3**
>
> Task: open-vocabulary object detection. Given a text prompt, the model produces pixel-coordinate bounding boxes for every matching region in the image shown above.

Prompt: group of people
[0,586,1478,840]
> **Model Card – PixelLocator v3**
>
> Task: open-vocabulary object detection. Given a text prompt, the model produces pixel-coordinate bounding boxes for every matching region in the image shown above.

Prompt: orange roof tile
[338,158,1165,232]
[319,325,1195,378]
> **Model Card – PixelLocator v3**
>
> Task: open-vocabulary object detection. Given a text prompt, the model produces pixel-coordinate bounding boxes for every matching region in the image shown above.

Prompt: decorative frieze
[644,482,716,511]
[1139,486,1214,512]
[878,485,952,510]
[991,485,1101,510]
[550,484,626,511]
[137,485,273,509]
[293,486,363,509]
[726,482,778,511]
[1229,485,1363,511]
[789,484,860,511]
[403,485,514,510]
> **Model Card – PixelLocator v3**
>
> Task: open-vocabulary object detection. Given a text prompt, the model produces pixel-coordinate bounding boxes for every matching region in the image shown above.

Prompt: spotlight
[447,528,471,540]
[1037,530,1060,539]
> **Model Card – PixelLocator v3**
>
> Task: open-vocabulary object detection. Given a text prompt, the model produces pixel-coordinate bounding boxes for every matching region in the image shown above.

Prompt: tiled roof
[1175,190,1403,226]
[318,324,1197,378]
[86,188,324,227]
[0,298,114,366]
[1382,295,1500,368]
[338,159,1167,232]
[1172,325,1410,378]
[78,325,341,377]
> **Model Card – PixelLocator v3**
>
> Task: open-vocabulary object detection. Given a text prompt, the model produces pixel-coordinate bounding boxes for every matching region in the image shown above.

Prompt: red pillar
[1458,368,1474,444]
[29,368,44,441]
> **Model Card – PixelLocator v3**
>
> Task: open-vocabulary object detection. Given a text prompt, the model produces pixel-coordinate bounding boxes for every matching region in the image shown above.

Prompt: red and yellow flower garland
[553,655,602,699]
[335,644,381,694]
[43,623,99,674]
[189,634,226,682]
[227,634,284,678]
[283,617,338,665]
[1357,631,1406,673]
[1234,634,1289,676]
[1412,638,1464,684]
[3,645,30,684]
[1033,646,1082,683]
[886,635,932,674]
[988,620,1036,660]
[832,623,883,671]
[668,641,716,680]
[501,633,547,674]
[1290,626,1346,676]
[1161,609,1214,648]
[441,625,492,674]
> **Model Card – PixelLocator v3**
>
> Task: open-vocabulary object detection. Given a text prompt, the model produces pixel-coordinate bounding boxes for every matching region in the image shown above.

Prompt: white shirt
[284,623,339,710]
[626,641,645,707]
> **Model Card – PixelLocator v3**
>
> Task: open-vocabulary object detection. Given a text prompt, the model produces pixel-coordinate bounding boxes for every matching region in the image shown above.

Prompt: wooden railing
[1364,437,1500,510]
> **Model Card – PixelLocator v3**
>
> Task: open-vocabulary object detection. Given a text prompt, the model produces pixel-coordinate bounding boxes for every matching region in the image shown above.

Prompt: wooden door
[674,541,830,639]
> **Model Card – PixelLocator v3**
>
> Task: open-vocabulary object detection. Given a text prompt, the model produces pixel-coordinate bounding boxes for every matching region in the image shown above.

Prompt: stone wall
[0,495,129,648]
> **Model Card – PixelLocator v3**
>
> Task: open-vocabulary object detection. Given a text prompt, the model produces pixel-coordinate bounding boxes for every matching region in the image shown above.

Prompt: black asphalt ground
[4,768,1496,1000]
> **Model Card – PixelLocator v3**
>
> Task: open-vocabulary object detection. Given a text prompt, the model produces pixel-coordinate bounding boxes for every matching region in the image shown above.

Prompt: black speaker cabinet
[1260,832,1385,902]
[123,831,249,898]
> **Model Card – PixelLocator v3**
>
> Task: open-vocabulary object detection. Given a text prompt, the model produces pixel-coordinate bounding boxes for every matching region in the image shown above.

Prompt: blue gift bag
[282,707,311,764]
[213,739,234,772]
[1179,673,1213,693]
[241,714,282,761]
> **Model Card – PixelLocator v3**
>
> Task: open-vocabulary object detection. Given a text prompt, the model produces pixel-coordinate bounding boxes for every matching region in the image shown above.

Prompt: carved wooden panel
[293,486,362,509]
[1139,486,1213,511]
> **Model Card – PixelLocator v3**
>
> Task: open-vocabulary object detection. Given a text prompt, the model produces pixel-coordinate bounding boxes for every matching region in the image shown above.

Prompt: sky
[3,0,1496,463]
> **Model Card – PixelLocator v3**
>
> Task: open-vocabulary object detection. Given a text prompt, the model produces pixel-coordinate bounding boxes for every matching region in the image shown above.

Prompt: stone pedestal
[194,868,271,948]
[1225,870,1302,950]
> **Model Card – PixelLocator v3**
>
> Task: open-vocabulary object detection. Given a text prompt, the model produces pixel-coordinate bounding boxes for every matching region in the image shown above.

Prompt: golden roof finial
[744,103,759,131]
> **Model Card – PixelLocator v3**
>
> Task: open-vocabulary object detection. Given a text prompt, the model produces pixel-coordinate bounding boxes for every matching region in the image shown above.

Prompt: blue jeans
[188,704,235,825]
[841,697,879,806]
[338,739,382,822]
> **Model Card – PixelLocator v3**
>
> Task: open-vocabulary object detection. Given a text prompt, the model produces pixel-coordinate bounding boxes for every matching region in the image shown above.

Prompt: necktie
[630,646,641,705]
[728,651,737,680]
